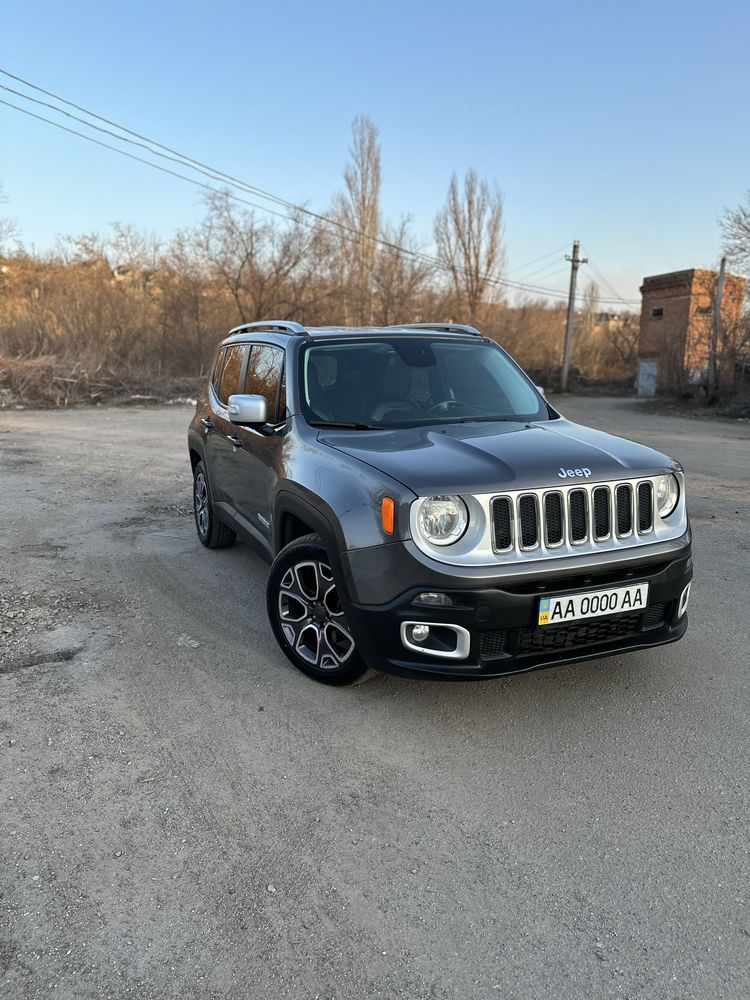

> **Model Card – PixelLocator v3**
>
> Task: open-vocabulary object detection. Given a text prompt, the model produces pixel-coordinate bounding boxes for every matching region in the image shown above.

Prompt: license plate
[538,582,649,626]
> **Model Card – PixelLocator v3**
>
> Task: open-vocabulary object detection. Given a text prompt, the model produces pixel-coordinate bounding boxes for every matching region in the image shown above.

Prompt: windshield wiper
[309,421,378,430]
[450,415,525,424]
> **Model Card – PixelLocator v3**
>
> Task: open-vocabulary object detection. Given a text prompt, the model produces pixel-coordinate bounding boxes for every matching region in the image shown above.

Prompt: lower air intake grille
[479,630,509,659]
[518,613,642,653]
[642,603,666,629]
[492,497,512,550]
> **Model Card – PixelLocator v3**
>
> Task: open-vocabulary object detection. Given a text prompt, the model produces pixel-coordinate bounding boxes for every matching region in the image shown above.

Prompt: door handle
[201,418,214,430]
[226,434,243,448]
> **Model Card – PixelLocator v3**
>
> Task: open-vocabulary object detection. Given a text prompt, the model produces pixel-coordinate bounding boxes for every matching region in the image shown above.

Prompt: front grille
[616,484,633,535]
[493,496,512,550]
[518,613,642,653]
[518,495,538,547]
[545,493,563,545]
[593,486,610,538]
[479,630,509,659]
[638,482,653,533]
[569,489,588,542]
[490,477,659,556]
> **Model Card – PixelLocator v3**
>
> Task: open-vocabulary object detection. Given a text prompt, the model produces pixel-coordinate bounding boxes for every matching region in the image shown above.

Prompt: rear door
[229,343,286,543]
[203,343,249,504]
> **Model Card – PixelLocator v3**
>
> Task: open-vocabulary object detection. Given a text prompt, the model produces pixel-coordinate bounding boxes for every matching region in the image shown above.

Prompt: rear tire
[266,534,376,686]
[193,461,236,549]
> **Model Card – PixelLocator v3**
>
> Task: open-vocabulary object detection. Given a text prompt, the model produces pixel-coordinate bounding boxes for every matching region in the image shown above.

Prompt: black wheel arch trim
[187,430,206,469]
[274,488,345,559]
[272,489,366,627]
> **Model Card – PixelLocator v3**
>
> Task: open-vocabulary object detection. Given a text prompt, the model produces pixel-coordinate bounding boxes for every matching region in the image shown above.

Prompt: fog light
[413,592,453,607]
[678,582,691,618]
[410,624,431,643]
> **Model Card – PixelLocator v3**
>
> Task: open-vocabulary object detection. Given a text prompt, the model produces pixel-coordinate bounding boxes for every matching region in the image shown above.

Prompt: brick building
[637,268,746,394]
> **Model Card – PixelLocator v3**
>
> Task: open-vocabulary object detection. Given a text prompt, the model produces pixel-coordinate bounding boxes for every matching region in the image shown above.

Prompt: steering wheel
[364,396,423,421]
[428,399,464,415]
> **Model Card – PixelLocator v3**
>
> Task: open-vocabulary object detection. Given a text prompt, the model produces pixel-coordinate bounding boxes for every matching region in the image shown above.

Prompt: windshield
[300,337,548,428]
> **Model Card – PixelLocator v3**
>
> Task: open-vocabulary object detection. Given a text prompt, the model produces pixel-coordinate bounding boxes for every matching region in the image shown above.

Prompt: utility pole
[707,256,726,396]
[560,240,587,392]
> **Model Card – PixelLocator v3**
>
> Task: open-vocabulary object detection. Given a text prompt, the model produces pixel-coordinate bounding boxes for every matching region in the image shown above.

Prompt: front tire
[193,461,236,549]
[266,534,375,685]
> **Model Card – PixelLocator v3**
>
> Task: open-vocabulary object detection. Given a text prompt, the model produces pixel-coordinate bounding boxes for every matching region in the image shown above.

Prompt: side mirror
[535,385,546,397]
[227,393,267,425]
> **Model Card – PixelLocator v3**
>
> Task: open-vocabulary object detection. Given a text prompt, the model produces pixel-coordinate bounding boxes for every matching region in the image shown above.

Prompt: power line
[1,92,580,303]
[0,71,640,306]
[6,66,568,293]
[1,73,633,304]
[1,72,495,286]
[581,246,640,306]
[0,69,300,215]
[514,257,568,284]
[507,244,569,275]
[527,265,570,284]
[0,97,299,226]
[0,92,570,301]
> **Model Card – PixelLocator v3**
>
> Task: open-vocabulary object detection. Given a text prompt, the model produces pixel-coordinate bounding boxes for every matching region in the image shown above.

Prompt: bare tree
[721,191,750,276]
[434,169,505,321]
[196,191,337,324]
[577,280,601,371]
[0,182,19,254]
[606,314,639,369]
[372,219,434,325]
[331,116,382,324]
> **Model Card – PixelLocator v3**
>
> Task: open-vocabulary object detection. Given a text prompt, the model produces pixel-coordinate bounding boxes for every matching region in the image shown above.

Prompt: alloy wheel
[194,471,209,537]
[278,559,356,669]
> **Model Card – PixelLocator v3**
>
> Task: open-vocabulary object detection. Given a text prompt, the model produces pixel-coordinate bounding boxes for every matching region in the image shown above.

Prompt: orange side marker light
[381,496,395,534]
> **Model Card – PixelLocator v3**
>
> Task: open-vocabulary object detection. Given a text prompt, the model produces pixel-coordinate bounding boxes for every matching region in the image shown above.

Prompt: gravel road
[1,397,749,999]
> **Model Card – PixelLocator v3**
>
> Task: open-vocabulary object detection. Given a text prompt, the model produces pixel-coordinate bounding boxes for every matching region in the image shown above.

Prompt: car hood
[318,418,677,496]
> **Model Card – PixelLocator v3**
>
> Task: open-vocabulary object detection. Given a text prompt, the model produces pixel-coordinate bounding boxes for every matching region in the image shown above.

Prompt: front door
[229,343,287,544]
[204,343,248,503]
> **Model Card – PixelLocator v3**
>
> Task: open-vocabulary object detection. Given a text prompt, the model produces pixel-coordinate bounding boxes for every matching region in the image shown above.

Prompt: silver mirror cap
[227,393,268,425]
[535,385,546,397]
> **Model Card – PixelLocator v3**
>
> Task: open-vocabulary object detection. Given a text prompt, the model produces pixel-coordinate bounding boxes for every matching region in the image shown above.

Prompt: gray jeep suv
[188,321,692,685]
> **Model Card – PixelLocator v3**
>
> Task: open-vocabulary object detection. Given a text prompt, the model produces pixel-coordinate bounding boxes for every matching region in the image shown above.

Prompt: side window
[211,348,225,394]
[218,345,246,406]
[244,346,285,422]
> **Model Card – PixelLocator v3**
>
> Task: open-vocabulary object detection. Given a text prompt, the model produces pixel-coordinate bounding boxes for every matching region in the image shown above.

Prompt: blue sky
[2,0,749,305]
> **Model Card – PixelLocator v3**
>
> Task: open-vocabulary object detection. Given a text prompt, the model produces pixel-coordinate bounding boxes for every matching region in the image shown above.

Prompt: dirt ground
[1,396,749,1000]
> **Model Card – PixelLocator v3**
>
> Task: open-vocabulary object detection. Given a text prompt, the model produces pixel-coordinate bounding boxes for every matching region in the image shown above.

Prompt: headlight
[655,474,679,518]
[415,495,468,546]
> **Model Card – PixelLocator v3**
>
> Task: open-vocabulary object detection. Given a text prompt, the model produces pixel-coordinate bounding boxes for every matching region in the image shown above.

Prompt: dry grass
[0,355,202,408]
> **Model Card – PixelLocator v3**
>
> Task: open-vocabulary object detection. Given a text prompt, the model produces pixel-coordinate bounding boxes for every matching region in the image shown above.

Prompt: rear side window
[218,345,246,406]
[244,345,285,422]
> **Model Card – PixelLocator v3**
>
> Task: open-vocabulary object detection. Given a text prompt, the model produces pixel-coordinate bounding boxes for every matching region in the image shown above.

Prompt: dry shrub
[0,355,127,408]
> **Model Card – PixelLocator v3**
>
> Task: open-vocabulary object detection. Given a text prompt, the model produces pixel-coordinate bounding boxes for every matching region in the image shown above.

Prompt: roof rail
[386,323,483,338]
[231,320,307,337]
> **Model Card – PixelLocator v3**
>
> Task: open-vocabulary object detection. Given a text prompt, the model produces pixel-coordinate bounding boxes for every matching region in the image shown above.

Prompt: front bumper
[341,543,692,680]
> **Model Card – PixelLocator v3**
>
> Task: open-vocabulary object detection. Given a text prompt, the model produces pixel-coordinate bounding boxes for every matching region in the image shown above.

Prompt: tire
[266,534,376,686]
[193,460,236,549]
